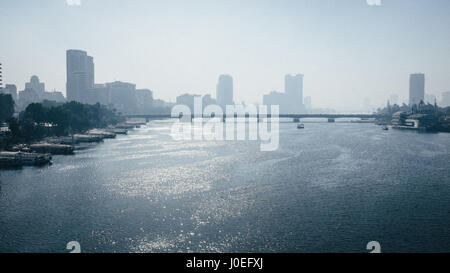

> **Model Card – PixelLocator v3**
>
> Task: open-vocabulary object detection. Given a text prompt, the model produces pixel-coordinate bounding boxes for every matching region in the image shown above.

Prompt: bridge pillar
[328,118,335,123]
[293,118,300,123]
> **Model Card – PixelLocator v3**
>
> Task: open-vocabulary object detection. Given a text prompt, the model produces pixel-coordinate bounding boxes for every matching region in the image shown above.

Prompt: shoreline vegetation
[0,95,145,169]
[375,101,450,132]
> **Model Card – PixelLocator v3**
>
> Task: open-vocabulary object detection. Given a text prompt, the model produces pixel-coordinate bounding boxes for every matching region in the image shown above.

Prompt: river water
[0,120,449,252]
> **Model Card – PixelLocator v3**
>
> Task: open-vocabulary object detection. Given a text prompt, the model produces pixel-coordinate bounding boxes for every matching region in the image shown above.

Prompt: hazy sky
[1,0,449,109]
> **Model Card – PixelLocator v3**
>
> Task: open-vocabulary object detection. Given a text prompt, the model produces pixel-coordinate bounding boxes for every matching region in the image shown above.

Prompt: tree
[23,103,48,123]
[47,106,70,136]
[7,117,22,143]
[0,93,15,122]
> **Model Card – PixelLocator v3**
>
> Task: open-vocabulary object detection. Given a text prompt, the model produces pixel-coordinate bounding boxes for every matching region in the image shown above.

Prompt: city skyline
[1,0,449,110]
[3,51,450,113]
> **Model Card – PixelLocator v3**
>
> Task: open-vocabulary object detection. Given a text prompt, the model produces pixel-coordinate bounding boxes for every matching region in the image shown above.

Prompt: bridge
[125,113,381,122]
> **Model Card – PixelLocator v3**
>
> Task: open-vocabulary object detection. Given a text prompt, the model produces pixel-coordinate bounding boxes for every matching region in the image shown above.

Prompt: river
[0,120,449,252]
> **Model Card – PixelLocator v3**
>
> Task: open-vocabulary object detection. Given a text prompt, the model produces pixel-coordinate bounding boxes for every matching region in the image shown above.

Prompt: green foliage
[24,103,48,123]
[5,101,123,144]
[0,93,15,122]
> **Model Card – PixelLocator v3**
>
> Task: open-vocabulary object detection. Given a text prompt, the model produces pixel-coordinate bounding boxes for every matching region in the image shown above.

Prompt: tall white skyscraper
[409,73,425,106]
[216,74,234,109]
[285,74,303,113]
[66,50,95,102]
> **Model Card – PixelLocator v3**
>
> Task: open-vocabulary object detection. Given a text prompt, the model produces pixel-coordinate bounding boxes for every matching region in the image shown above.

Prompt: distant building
[2,84,17,101]
[262,74,305,114]
[304,96,312,108]
[25,75,45,96]
[263,91,289,112]
[153,99,172,108]
[66,49,95,102]
[80,84,107,106]
[409,73,425,106]
[216,75,233,109]
[441,91,450,107]
[136,89,154,114]
[18,76,66,110]
[202,94,217,110]
[106,81,137,114]
[284,74,303,112]
[18,88,41,108]
[41,91,65,102]
[176,93,201,113]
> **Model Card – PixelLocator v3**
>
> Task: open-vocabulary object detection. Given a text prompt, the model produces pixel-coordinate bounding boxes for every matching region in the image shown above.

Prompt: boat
[0,151,52,168]
[30,143,74,155]
[87,129,117,139]
[297,123,305,129]
[381,125,389,130]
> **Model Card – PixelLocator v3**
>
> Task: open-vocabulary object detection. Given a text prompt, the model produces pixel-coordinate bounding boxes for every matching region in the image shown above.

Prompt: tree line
[0,93,123,144]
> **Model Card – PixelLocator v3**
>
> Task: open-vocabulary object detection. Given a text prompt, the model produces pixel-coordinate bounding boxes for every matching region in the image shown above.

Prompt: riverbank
[0,122,145,169]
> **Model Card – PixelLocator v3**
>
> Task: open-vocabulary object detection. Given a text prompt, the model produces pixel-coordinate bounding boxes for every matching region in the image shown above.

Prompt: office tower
[3,84,17,101]
[66,50,95,102]
[216,75,233,109]
[285,74,303,112]
[441,91,450,107]
[409,73,425,106]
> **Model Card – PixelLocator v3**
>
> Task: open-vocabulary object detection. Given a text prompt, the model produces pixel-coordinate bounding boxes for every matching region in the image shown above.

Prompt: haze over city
[1,0,450,258]
[1,0,449,110]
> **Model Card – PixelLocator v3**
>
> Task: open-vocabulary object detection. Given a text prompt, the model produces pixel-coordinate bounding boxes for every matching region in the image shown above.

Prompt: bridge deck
[126,114,381,119]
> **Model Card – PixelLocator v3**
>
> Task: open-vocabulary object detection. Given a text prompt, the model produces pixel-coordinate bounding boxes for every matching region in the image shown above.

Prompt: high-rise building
[216,75,233,109]
[441,91,450,107]
[285,74,303,113]
[409,73,425,106]
[66,50,95,102]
